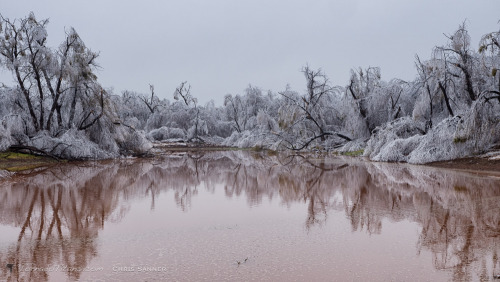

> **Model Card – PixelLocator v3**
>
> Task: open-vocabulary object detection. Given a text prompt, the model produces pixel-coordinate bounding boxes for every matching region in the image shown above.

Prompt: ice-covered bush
[208,120,234,139]
[222,131,243,147]
[338,139,367,154]
[0,121,12,152]
[459,98,500,152]
[405,117,470,164]
[115,127,153,156]
[85,120,120,155]
[373,135,423,162]
[147,127,186,141]
[222,130,270,148]
[338,98,370,140]
[364,117,425,161]
[256,111,279,133]
[28,129,116,160]
[365,105,499,164]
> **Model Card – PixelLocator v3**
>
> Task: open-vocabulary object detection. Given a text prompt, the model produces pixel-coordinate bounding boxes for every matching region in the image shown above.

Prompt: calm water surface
[1,151,500,281]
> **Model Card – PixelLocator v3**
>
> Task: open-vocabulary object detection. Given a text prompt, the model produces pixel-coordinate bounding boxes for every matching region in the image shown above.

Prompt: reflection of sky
[0,225,18,248]
[90,185,446,282]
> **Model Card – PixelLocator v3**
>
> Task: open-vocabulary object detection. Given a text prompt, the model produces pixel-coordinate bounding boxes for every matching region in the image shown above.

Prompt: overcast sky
[1,0,500,105]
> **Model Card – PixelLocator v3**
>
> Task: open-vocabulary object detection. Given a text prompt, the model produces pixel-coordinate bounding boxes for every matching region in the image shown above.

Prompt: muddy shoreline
[427,156,500,176]
[2,144,500,177]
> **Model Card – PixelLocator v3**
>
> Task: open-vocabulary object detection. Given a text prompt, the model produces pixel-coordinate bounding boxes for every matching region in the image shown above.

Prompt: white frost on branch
[364,117,425,161]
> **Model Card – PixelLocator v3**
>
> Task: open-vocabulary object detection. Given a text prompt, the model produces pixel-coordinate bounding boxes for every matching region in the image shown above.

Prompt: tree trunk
[15,67,39,131]
[456,64,476,102]
[68,84,78,128]
[426,85,433,130]
[438,81,454,116]
[43,70,58,131]
[32,60,45,130]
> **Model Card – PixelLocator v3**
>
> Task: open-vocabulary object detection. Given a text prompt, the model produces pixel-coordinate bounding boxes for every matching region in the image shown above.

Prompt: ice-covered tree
[224,93,247,133]
[434,22,484,106]
[347,67,381,122]
[366,22,500,164]
[117,90,153,129]
[0,13,103,134]
[0,13,51,132]
[223,85,270,134]
[173,81,207,141]
[277,66,351,150]
[140,84,162,114]
[479,23,500,102]
[0,13,152,159]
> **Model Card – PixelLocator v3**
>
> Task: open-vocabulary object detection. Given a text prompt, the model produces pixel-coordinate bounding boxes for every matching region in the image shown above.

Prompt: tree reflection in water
[0,151,500,281]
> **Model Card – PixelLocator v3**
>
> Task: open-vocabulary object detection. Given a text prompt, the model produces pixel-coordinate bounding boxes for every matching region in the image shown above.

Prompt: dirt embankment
[427,153,500,176]
[150,141,238,154]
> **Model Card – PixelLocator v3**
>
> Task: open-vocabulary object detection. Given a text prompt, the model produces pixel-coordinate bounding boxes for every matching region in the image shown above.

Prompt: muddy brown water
[1,151,500,281]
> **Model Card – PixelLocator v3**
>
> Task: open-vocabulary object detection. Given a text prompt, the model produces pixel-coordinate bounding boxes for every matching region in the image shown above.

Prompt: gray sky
[2,0,500,105]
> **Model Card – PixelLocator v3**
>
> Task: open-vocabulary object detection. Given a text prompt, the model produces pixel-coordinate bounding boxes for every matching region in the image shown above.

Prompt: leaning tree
[0,12,106,136]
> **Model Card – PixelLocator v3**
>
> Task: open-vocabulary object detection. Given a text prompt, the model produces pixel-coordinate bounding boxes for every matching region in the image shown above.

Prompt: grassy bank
[0,151,60,172]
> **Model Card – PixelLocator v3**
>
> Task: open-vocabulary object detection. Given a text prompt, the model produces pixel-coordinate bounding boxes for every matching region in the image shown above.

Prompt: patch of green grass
[5,164,45,172]
[0,151,41,159]
[0,150,58,172]
[342,149,364,157]
[0,152,12,158]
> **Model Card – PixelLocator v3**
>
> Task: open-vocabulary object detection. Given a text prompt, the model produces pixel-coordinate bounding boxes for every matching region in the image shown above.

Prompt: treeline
[0,13,499,163]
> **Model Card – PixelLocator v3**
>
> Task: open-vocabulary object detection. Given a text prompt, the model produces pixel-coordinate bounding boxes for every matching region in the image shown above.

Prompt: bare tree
[174,81,196,106]
[174,81,204,142]
[140,84,161,113]
[278,66,351,150]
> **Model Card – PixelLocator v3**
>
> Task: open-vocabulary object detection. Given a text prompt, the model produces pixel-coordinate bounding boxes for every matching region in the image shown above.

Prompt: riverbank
[0,151,60,172]
[150,141,239,154]
[426,150,500,176]
[1,144,500,177]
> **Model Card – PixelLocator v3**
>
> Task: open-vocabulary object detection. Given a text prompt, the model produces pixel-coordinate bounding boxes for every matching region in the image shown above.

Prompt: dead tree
[140,84,161,113]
